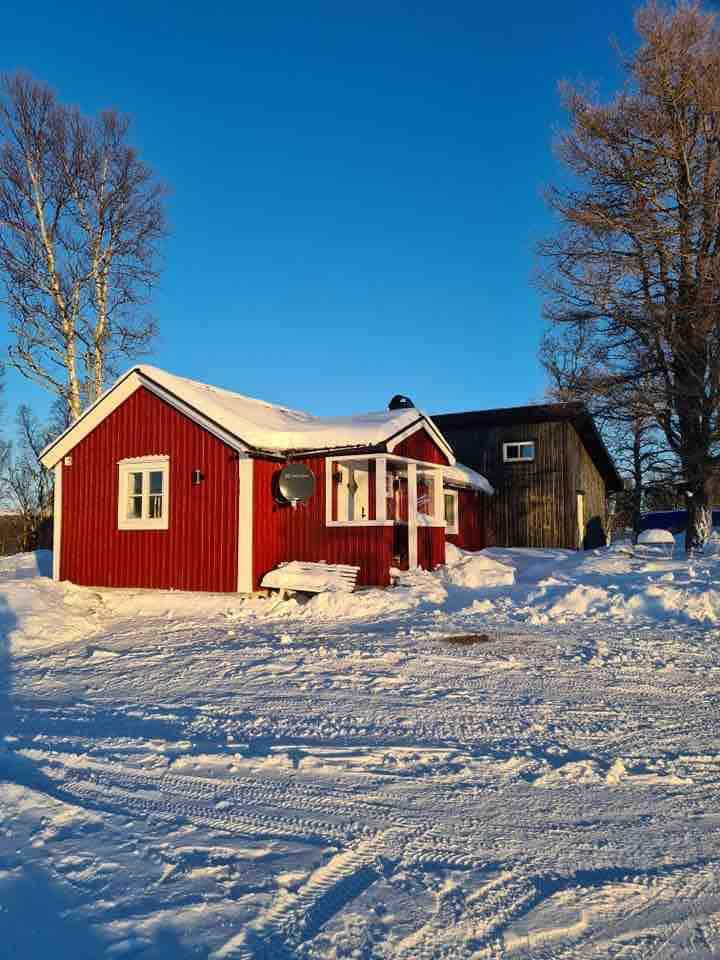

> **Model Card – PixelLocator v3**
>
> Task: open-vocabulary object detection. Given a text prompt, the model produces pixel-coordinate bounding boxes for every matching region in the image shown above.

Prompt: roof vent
[388,394,414,410]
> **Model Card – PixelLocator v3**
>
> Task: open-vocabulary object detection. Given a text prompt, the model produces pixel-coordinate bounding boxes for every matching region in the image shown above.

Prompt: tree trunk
[685,469,713,553]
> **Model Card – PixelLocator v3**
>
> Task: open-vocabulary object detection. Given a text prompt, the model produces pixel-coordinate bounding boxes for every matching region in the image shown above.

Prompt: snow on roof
[443,462,494,495]
[136,365,428,453]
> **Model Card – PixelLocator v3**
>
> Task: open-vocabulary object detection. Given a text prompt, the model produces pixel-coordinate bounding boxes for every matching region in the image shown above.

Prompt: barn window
[117,457,170,530]
[503,441,535,463]
[444,490,459,534]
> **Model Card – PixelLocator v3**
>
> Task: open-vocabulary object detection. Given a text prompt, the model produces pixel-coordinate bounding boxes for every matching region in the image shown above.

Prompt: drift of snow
[2,542,720,958]
[442,462,494,494]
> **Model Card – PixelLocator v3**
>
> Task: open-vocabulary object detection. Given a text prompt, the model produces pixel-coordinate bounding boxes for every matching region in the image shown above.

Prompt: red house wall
[417,526,445,570]
[253,456,394,589]
[393,428,450,465]
[446,489,496,552]
[60,387,239,591]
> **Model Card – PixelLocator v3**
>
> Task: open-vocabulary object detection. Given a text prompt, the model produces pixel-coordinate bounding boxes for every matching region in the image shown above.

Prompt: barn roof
[432,401,622,492]
[40,365,455,467]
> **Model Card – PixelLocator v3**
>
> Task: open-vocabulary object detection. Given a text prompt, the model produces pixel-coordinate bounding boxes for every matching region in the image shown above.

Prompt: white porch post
[237,457,254,593]
[407,462,418,569]
[434,467,444,523]
[52,463,62,581]
[375,456,387,521]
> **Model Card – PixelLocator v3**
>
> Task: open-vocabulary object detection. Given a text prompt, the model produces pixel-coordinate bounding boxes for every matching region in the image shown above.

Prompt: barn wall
[60,387,239,591]
[252,456,394,589]
[393,428,450,465]
[571,427,608,548]
[438,419,578,548]
[446,489,496,552]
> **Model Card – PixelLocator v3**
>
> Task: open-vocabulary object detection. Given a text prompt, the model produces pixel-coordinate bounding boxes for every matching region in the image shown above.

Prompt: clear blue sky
[0,0,639,424]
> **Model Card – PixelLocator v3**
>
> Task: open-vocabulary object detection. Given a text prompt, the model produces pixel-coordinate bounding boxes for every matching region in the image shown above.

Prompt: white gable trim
[40,369,249,468]
[386,418,456,464]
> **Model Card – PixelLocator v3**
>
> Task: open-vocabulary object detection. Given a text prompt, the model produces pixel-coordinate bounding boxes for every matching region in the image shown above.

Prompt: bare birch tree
[0,405,54,550]
[539,1,720,551]
[0,73,166,420]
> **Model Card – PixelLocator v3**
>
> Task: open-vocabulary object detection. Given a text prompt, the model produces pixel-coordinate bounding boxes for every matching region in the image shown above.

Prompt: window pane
[521,443,534,460]
[149,494,163,519]
[129,472,143,495]
[149,471,163,494]
[506,445,518,460]
[127,495,143,519]
[418,474,435,516]
[444,493,456,525]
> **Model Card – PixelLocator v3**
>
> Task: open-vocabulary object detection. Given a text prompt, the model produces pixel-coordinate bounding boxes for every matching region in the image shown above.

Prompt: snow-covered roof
[40,365,455,466]
[443,462,494,495]
[138,366,429,453]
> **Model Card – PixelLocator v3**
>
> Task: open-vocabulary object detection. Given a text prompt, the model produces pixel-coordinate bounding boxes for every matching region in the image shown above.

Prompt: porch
[325,454,447,571]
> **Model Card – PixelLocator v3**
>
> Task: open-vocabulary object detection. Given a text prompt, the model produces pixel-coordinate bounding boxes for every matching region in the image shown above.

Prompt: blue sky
[0,1,639,424]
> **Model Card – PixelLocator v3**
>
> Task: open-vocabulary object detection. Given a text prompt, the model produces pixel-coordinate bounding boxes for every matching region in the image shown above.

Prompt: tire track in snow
[210,829,404,959]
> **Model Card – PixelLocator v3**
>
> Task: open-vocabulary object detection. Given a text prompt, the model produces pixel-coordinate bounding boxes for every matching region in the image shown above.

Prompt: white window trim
[444,489,459,535]
[503,441,535,463]
[117,456,170,530]
[324,457,446,528]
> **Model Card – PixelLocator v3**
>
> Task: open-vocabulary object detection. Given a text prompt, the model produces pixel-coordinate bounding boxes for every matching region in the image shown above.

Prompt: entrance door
[577,492,585,550]
[392,524,409,569]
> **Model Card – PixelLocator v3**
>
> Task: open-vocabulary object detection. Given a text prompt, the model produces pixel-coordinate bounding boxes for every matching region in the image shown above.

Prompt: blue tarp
[639,509,720,533]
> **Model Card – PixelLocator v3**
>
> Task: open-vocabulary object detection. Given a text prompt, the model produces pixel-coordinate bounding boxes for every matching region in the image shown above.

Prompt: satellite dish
[277,463,316,506]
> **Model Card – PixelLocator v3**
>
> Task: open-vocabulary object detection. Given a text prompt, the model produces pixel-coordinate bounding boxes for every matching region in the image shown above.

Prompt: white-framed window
[444,490,459,535]
[336,460,370,522]
[117,456,170,530]
[503,441,535,463]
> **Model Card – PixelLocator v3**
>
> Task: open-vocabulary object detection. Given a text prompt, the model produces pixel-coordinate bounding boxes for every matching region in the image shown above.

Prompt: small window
[335,460,370,522]
[444,490,459,535]
[118,457,170,530]
[503,441,535,463]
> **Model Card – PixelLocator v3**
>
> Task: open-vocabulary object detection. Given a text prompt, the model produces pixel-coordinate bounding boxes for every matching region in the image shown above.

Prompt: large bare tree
[540,328,679,538]
[540,1,720,551]
[0,73,166,420]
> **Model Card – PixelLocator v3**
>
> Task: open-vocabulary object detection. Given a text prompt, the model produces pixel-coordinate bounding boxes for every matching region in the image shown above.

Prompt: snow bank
[444,543,515,587]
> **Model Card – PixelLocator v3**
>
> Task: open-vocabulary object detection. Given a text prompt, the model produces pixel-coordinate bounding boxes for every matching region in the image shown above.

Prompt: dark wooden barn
[433,402,622,550]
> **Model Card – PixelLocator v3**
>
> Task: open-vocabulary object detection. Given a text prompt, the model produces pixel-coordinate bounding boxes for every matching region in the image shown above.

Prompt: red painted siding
[393,428,449,465]
[417,526,445,570]
[446,489,496,552]
[252,456,394,589]
[61,387,239,591]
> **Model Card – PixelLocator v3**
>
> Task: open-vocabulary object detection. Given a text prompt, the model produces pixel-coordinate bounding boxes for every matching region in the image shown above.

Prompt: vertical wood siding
[252,456,394,588]
[61,387,239,591]
[417,526,445,570]
[438,419,603,549]
[393,428,449,464]
[446,489,495,551]
[571,427,608,547]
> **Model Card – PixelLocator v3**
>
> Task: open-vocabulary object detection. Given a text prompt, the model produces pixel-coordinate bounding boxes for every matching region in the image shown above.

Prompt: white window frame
[117,456,170,530]
[503,441,535,463]
[444,489,459,535]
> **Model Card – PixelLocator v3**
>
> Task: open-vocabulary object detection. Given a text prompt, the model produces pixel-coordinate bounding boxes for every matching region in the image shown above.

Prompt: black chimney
[388,394,415,411]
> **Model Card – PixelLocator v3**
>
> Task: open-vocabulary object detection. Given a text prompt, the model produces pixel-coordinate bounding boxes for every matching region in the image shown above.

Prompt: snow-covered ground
[2,542,720,958]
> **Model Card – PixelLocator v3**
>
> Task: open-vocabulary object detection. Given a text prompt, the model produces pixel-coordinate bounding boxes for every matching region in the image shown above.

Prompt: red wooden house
[39,366,493,592]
